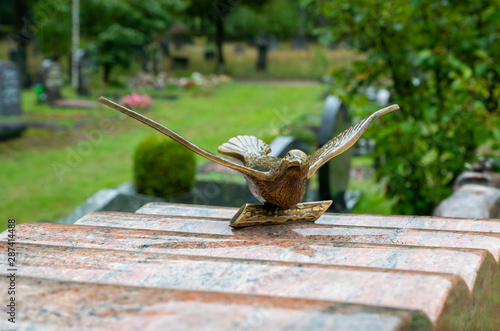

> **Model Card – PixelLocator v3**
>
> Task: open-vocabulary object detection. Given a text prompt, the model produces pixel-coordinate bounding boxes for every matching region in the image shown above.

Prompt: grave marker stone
[0,61,26,141]
[204,50,215,61]
[268,136,309,158]
[234,44,245,54]
[318,95,352,211]
[268,36,278,50]
[0,61,22,116]
[77,50,93,96]
[256,39,268,71]
[42,59,64,103]
[292,34,308,50]
[172,57,189,70]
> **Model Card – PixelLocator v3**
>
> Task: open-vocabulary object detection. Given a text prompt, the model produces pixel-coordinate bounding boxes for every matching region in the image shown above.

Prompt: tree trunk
[13,0,32,88]
[215,16,225,74]
[256,43,268,71]
[103,64,112,84]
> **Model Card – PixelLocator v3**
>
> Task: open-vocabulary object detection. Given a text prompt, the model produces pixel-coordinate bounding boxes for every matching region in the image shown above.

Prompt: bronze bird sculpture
[99,97,398,209]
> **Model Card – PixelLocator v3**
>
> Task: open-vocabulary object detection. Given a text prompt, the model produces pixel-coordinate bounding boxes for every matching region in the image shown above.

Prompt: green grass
[0,82,327,231]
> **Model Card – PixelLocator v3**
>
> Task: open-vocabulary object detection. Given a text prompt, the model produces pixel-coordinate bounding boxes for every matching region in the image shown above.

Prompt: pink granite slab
[317,214,500,234]
[0,276,430,331]
[135,203,500,234]
[0,241,469,323]
[3,222,495,291]
[136,202,237,218]
[76,212,500,262]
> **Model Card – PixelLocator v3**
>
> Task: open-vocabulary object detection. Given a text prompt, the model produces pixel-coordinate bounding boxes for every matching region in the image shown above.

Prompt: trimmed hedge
[134,136,195,198]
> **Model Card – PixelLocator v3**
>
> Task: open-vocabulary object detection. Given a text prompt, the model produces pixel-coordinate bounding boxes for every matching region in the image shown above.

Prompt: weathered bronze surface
[230,200,332,227]
[99,97,397,225]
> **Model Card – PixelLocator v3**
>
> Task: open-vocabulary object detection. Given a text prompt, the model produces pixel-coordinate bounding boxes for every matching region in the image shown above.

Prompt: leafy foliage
[260,0,300,40]
[33,0,185,82]
[32,0,72,55]
[226,6,263,40]
[308,0,500,215]
[134,136,195,198]
[225,0,301,40]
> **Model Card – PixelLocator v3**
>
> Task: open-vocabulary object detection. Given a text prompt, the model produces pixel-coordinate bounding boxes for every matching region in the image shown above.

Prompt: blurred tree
[3,0,34,87]
[307,0,500,215]
[260,0,300,40]
[185,0,229,74]
[85,0,184,83]
[225,5,262,41]
[226,0,300,41]
[185,0,268,73]
[33,0,72,55]
[33,0,184,83]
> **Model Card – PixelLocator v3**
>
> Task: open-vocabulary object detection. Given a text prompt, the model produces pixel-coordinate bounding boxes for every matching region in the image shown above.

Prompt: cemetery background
[0,0,498,235]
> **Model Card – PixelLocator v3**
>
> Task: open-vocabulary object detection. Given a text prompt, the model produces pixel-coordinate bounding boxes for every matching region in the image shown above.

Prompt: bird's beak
[287,157,302,167]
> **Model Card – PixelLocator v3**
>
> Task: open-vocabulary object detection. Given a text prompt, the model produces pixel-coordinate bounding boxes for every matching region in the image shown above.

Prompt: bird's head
[282,149,308,169]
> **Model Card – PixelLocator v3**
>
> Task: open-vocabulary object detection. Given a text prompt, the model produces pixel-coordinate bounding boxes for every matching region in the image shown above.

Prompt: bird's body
[99,97,398,209]
[216,135,310,208]
[245,165,308,208]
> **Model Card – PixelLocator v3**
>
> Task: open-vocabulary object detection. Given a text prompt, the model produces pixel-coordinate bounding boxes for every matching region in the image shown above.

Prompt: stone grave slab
[2,202,499,329]
[0,61,26,140]
[41,58,95,108]
[0,276,428,330]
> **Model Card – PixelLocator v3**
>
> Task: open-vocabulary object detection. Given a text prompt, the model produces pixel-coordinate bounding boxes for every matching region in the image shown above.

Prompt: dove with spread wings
[99,97,398,209]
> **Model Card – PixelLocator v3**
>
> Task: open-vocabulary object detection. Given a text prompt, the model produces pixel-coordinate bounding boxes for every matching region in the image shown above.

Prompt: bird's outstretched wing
[218,135,271,163]
[98,97,272,180]
[307,104,399,179]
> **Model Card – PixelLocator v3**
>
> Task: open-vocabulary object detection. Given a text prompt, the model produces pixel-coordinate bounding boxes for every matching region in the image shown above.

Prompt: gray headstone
[268,136,309,158]
[268,36,278,51]
[318,95,352,211]
[234,44,245,54]
[59,186,166,224]
[42,60,64,102]
[0,61,22,116]
[292,34,308,50]
[172,57,189,70]
[0,61,26,141]
[77,49,93,96]
[434,183,500,219]
[256,38,269,71]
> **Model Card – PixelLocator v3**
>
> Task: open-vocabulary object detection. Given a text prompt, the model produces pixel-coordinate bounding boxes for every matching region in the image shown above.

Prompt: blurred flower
[119,93,152,110]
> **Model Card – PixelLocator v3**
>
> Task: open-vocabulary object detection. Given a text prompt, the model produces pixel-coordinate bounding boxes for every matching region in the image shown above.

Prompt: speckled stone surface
[0,276,431,331]
[136,202,500,234]
[0,241,469,323]
[434,184,500,219]
[76,212,500,262]
[1,202,500,330]
[2,222,494,291]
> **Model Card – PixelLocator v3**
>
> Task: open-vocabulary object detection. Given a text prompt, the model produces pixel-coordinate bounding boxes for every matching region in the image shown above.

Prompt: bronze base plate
[230,200,333,228]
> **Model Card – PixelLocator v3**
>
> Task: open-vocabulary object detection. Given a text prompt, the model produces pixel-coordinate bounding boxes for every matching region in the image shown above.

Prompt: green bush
[309,0,500,215]
[134,136,195,198]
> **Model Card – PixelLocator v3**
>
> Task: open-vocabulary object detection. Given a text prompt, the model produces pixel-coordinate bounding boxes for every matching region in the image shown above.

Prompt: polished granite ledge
[2,222,495,291]
[1,202,499,330]
[0,241,468,323]
[136,202,500,234]
[76,212,500,262]
[0,276,431,331]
